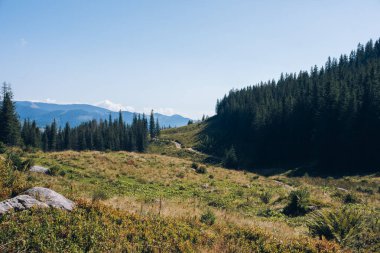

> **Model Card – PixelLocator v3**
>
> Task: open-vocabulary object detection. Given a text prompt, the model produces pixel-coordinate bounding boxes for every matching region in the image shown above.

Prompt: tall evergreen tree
[149,110,155,139]
[0,83,21,146]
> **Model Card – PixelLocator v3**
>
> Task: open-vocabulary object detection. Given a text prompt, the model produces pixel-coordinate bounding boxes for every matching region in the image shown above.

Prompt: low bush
[259,191,273,204]
[283,189,310,216]
[0,142,6,154]
[307,206,380,251]
[200,209,216,225]
[0,158,30,199]
[92,189,110,201]
[342,193,360,204]
[48,165,61,176]
[0,200,343,252]
[191,162,199,169]
[196,166,207,174]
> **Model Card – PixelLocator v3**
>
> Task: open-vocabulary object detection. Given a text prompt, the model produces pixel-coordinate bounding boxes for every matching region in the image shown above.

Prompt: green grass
[160,122,204,148]
[1,147,379,252]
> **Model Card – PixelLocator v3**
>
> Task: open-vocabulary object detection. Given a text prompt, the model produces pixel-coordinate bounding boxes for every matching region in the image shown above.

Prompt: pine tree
[0,83,21,146]
[149,110,155,139]
[155,118,160,137]
[63,122,71,149]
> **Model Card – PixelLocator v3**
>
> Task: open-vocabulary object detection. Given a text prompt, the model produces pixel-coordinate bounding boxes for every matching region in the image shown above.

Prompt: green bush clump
[5,151,34,172]
[191,162,199,169]
[223,146,238,168]
[48,165,61,176]
[259,191,273,204]
[342,193,360,204]
[200,209,216,225]
[92,189,110,201]
[307,206,380,251]
[196,166,207,174]
[0,158,30,199]
[283,189,310,216]
[0,142,7,154]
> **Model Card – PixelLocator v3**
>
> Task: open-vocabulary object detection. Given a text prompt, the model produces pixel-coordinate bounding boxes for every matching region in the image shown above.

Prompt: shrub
[0,159,30,199]
[307,206,366,248]
[22,158,35,170]
[342,193,360,204]
[356,186,374,195]
[92,189,109,201]
[200,209,216,225]
[58,170,66,177]
[5,152,33,172]
[48,165,61,176]
[223,146,238,168]
[208,174,214,179]
[257,208,283,218]
[0,142,6,154]
[191,162,199,169]
[259,191,273,204]
[283,189,310,216]
[196,166,207,174]
[251,175,260,181]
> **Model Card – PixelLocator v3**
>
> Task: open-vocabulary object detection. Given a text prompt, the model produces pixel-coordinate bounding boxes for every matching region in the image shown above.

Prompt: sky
[0,0,379,119]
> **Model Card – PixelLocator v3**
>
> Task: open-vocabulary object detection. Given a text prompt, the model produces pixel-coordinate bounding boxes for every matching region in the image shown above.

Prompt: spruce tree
[0,83,21,146]
[149,110,155,139]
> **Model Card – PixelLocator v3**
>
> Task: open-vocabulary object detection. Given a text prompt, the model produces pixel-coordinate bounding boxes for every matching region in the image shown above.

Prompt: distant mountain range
[15,101,190,128]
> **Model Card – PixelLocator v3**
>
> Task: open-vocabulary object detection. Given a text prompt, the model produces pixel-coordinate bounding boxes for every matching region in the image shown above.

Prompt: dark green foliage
[155,118,160,137]
[0,83,21,146]
[259,191,273,204]
[0,141,6,154]
[25,113,150,153]
[21,119,41,148]
[204,38,380,173]
[223,146,238,168]
[0,84,152,153]
[196,165,207,174]
[5,151,33,172]
[48,165,61,176]
[283,189,311,216]
[342,193,359,204]
[149,110,156,139]
[191,162,199,169]
[92,189,109,201]
[306,206,380,251]
[200,209,216,225]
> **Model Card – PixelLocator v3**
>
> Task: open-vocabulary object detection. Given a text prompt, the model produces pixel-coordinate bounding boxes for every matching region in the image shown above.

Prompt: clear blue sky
[0,0,379,118]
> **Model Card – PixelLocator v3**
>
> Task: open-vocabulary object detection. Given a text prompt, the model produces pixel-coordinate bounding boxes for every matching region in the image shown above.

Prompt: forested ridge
[0,84,159,152]
[203,38,380,174]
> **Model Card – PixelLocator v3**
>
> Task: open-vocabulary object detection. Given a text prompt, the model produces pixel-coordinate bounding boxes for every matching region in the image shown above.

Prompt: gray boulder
[0,187,75,215]
[0,195,48,215]
[24,187,75,211]
[30,165,49,174]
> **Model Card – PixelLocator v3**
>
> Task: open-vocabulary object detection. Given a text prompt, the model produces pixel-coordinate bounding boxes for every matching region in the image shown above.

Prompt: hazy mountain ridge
[15,101,190,128]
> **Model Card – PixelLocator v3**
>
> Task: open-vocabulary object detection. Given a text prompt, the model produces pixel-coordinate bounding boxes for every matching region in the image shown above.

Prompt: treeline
[203,38,380,173]
[1,83,159,152]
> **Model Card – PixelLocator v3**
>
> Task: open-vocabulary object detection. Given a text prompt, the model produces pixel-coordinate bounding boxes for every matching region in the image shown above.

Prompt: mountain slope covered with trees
[202,38,380,174]
[0,84,156,153]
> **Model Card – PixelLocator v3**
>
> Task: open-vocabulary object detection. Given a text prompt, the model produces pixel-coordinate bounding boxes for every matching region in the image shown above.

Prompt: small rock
[24,187,75,211]
[201,183,209,189]
[337,187,348,192]
[30,165,49,174]
[0,195,48,215]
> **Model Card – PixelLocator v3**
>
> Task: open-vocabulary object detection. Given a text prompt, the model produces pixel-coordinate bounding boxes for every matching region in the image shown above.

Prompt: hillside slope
[201,39,380,174]
[1,148,378,252]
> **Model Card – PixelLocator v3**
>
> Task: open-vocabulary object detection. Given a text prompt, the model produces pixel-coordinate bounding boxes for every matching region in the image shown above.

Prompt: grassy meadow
[0,127,379,252]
